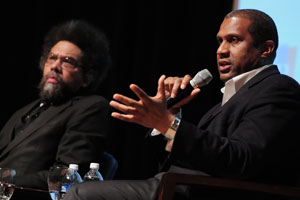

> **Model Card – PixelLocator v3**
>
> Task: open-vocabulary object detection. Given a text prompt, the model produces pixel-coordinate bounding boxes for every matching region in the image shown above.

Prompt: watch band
[164,117,181,140]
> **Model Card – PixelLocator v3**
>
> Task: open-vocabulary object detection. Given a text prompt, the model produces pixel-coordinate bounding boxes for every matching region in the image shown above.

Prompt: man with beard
[0,20,111,198]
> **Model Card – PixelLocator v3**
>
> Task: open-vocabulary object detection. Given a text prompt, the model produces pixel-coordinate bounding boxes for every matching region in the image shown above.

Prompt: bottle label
[61,184,73,193]
[83,170,103,182]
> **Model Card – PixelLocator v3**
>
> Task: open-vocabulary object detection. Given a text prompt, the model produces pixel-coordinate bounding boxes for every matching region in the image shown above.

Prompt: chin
[43,82,55,92]
[220,74,230,82]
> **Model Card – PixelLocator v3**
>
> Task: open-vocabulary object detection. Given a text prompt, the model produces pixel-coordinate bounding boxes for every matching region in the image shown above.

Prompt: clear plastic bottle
[83,163,104,181]
[60,167,74,199]
[69,164,83,184]
[60,164,82,199]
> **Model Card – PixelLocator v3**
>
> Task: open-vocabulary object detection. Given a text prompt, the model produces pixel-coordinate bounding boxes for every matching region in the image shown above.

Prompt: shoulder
[262,73,300,94]
[247,72,300,107]
[70,95,109,110]
[72,94,108,104]
[250,66,300,94]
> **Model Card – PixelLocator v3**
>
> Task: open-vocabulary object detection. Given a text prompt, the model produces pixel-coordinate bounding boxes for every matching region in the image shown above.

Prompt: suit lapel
[241,65,279,88]
[0,100,40,154]
[224,65,280,105]
[198,65,280,128]
[198,103,222,127]
[0,100,72,157]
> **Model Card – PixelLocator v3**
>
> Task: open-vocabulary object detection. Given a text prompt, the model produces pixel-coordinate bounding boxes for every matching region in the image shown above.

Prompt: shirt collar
[221,64,272,106]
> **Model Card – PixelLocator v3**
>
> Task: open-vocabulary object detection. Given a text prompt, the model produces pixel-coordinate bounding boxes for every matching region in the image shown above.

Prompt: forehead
[50,40,83,58]
[217,17,252,38]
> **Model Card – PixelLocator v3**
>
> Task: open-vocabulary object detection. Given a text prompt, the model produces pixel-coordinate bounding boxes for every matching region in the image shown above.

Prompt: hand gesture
[109,74,200,133]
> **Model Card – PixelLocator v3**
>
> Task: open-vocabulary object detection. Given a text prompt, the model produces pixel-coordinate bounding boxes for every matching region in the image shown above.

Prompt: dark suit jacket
[0,95,110,190]
[169,66,300,186]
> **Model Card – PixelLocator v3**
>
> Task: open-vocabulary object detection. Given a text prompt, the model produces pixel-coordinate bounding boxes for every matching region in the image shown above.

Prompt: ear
[261,40,275,58]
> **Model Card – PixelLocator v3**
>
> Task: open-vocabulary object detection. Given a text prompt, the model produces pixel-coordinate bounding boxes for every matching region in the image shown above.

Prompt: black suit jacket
[169,66,300,186]
[0,95,110,190]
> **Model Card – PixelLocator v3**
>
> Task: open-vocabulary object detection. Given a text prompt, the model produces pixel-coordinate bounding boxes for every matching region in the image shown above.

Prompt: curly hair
[39,19,111,94]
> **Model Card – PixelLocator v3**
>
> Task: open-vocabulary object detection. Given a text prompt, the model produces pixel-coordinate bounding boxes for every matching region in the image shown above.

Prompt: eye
[48,53,56,60]
[63,57,76,65]
[228,36,240,44]
[46,53,57,64]
[216,37,223,44]
[61,57,79,69]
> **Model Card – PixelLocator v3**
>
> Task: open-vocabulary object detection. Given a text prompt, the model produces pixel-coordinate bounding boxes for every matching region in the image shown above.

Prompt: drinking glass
[0,168,16,200]
[47,166,67,200]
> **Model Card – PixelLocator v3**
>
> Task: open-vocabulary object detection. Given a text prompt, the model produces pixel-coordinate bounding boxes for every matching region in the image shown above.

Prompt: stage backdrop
[234,0,300,84]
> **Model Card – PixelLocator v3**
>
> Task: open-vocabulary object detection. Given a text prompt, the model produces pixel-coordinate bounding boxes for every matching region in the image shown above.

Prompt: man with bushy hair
[0,19,112,198]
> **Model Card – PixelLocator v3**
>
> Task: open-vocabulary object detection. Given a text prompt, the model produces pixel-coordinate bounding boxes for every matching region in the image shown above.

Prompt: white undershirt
[221,65,271,106]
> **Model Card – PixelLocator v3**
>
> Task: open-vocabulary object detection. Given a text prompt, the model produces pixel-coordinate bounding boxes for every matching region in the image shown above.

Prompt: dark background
[0,0,233,179]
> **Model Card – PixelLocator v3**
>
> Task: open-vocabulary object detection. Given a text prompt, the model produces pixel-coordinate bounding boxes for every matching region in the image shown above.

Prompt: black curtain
[0,0,233,180]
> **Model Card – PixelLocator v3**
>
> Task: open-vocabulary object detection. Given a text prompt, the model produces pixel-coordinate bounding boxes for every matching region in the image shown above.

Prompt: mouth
[218,60,231,73]
[45,71,61,84]
[47,77,58,84]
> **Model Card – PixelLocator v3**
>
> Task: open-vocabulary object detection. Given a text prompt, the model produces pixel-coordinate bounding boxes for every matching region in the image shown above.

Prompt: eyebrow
[48,52,77,59]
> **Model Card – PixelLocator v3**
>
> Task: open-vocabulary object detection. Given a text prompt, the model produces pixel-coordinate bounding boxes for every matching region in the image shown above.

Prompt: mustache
[45,71,59,78]
[45,71,61,80]
[38,71,63,90]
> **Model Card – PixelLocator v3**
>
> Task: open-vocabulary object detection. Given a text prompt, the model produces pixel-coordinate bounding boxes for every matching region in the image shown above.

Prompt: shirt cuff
[151,128,161,136]
[150,109,182,137]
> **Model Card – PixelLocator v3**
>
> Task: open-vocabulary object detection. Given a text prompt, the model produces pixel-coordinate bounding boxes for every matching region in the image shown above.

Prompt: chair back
[99,152,118,180]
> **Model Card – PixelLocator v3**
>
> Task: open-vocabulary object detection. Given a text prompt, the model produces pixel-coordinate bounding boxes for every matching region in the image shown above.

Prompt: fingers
[111,93,137,107]
[110,74,196,124]
[171,87,201,108]
[181,75,192,89]
[110,98,136,114]
[164,77,180,98]
[129,75,167,106]
[129,84,152,106]
[110,94,140,123]
[157,75,166,99]
[110,111,135,123]
[110,79,171,129]
[110,82,155,124]
[164,74,192,98]
[171,78,182,98]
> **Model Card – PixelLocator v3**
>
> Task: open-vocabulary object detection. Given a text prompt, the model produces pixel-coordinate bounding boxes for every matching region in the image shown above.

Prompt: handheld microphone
[166,69,213,109]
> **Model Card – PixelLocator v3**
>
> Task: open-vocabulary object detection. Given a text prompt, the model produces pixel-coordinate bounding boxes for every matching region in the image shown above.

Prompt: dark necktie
[13,101,50,138]
[22,101,49,124]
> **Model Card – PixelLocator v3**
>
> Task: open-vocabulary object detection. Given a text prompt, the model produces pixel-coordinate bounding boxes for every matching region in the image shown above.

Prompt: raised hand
[109,74,201,133]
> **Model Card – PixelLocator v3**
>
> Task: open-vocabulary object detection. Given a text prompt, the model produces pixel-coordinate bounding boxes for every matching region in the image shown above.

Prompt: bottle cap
[90,163,100,169]
[69,164,79,171]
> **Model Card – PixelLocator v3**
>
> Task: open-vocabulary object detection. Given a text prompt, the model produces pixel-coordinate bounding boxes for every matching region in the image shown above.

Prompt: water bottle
[83,163,104,181]
[68,164,83,184]
[60,167,74,199]
[60,164,82,199]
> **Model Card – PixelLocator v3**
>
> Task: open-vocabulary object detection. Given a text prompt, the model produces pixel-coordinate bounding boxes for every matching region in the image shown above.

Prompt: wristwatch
[164,117,181,140]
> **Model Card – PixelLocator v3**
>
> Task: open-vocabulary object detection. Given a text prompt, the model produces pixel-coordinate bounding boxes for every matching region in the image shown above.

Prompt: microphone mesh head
[190,69,213,88]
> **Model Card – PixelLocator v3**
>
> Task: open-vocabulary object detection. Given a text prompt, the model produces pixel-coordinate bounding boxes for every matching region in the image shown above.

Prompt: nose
[49,59,62,72]
[216,41,229,57]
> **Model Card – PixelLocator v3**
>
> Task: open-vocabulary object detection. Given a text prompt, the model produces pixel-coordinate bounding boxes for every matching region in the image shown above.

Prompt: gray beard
[38,75,68,104]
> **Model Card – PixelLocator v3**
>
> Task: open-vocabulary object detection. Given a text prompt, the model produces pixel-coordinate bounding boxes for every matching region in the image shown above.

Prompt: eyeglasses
[45,53,80,70]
